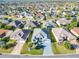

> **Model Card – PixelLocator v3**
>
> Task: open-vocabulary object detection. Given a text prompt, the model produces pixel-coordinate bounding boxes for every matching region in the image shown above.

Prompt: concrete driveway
[43,39,53,56]
[11,41,25,55]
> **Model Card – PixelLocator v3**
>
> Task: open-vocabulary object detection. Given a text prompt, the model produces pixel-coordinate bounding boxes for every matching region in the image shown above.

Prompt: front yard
[0,39,16,54]
[52,42,76,54]
[20,31,43,55]
[0,47,14,54]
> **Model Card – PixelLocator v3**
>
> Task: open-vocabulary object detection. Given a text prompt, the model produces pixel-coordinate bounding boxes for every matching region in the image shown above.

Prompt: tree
[67,20,77,30]
[5,25,15,31]
[5,25,12,29]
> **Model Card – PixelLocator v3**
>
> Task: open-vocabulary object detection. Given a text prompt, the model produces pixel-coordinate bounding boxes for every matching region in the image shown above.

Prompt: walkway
[11,41,25,55]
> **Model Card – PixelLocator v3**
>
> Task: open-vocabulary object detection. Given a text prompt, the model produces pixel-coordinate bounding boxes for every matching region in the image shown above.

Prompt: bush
[63,41,72,49]
[5,25,15,31]
[2,40,16,49]
[2,37,9,42]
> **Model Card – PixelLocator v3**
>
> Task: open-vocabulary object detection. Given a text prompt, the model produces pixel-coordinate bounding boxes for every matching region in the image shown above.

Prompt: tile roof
[0,29,8,35]
[52,28,76,41]
[71,27,79,35]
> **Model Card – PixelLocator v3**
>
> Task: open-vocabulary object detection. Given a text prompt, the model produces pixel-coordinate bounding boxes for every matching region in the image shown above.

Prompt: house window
[18,33,22,36]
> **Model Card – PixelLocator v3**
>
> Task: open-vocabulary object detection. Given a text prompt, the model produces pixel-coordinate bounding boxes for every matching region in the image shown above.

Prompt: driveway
[43,39,53,56]
[11,41,25,55]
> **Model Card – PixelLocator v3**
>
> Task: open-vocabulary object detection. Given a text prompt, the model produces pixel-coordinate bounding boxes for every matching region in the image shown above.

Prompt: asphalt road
[0,54,79,58]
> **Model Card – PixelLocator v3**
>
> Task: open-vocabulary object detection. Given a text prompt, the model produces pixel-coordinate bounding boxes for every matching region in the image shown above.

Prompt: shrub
[2,37,9,42]
[63,41,72,49]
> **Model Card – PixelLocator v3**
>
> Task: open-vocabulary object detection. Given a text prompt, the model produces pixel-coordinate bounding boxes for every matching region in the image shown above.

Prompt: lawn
[52,42,76,54]
[20,31,43,55]
[0,39,16,54]
[21,42,43,55]
[0,47,14,54]
[30,48,43,55]
[48,29,56,42]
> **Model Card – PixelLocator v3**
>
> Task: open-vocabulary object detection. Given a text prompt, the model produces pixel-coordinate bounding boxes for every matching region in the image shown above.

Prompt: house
[32,28,51,44]
[0,29,13,38]
[35,12,45,20]
[32,28,53,56]
[20,11,33,19]
[0,19,9,25]
[10,29,31,42]
[43,20,56,28]
[56,18,72,26]
[50,8,57,17]
[8,20,25,28]
[71,27,79,37]
[52,28,76,44]
[24,20,40,29]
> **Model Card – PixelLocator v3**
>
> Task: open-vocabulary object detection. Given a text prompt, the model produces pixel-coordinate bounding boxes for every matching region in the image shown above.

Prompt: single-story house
[0,19,9,25]
[56,18,72,26]
[8,20,25,28]
[10,29,31,42]
[52,28,76,44]
[24,20,40,29]
[43,20,56,28]
[0,29,13,38]
[35,12,45,20]
[32,28,51,44]
[71,27,79,37]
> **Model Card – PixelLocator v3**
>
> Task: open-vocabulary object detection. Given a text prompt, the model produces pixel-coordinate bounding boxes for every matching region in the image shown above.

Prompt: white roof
[52,28,76,42]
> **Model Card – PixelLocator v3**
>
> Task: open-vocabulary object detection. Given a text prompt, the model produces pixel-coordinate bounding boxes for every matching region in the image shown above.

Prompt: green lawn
[0,47,14,54]
[20,42,30,54]
[21,42,43,55]
[21,31,43,55]
[48,29,56,42]
[30,48,43,55]
[0,39,16,54]
[52,42,76,54]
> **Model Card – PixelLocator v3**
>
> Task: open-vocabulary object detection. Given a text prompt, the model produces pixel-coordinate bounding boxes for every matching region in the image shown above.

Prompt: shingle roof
[22,30,31,40]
